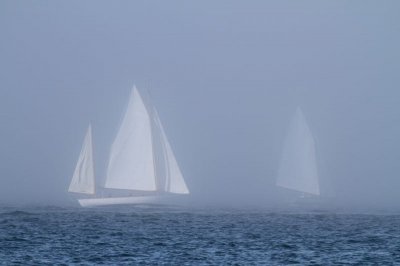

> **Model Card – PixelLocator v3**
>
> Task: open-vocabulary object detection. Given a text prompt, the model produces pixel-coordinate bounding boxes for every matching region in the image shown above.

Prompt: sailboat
[68,86,190,207]
[276,108,320,198]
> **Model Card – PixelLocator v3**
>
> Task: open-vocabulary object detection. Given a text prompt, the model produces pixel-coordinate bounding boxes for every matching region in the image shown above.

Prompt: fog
[0,1,399,209]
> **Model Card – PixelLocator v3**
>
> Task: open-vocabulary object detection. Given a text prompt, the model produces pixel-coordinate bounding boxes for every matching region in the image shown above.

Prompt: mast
[145,88,162,192]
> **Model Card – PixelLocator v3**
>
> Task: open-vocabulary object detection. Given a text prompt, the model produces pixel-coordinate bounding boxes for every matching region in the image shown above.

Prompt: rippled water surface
[1,206,400,265]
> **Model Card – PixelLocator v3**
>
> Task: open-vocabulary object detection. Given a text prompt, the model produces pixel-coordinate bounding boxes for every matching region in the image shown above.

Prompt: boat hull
[78,196,163,207]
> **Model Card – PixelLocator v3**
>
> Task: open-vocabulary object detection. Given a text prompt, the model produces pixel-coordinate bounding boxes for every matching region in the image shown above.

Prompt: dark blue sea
[1,206,400,265]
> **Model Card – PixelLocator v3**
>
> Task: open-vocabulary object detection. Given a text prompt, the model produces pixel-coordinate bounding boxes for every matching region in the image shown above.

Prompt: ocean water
[1,206,400,265]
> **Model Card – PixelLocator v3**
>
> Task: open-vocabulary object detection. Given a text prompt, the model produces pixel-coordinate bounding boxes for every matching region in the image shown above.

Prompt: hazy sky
[0,1,399,208]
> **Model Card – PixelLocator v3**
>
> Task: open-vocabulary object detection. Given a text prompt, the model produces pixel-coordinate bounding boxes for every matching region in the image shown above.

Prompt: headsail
[277,108,320,196]
[152,109,189,194]
[105,87,157,191]
[69,124,95,194]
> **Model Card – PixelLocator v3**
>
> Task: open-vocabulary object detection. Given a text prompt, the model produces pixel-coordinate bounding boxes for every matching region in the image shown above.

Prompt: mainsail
[68,125,95,194]
[104,86,189,194]
[105,87,157,191]
[277,108,320,196]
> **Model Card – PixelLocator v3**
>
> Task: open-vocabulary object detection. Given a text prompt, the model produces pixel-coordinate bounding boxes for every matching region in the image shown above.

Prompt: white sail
[277,108,320,196]
[69,125,95,194]
[152,109,189,194]
[105,87,157,191]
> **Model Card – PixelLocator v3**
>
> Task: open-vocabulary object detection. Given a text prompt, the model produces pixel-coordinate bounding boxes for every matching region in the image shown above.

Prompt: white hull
[78,196,163,207]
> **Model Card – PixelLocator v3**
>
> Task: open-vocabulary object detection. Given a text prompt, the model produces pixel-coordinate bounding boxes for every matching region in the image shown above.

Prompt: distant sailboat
[68,86,189,207]
[276,108,320,196]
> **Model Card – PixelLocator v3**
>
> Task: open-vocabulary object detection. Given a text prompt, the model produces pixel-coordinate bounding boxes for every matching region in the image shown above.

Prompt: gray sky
[0,1,399,208]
